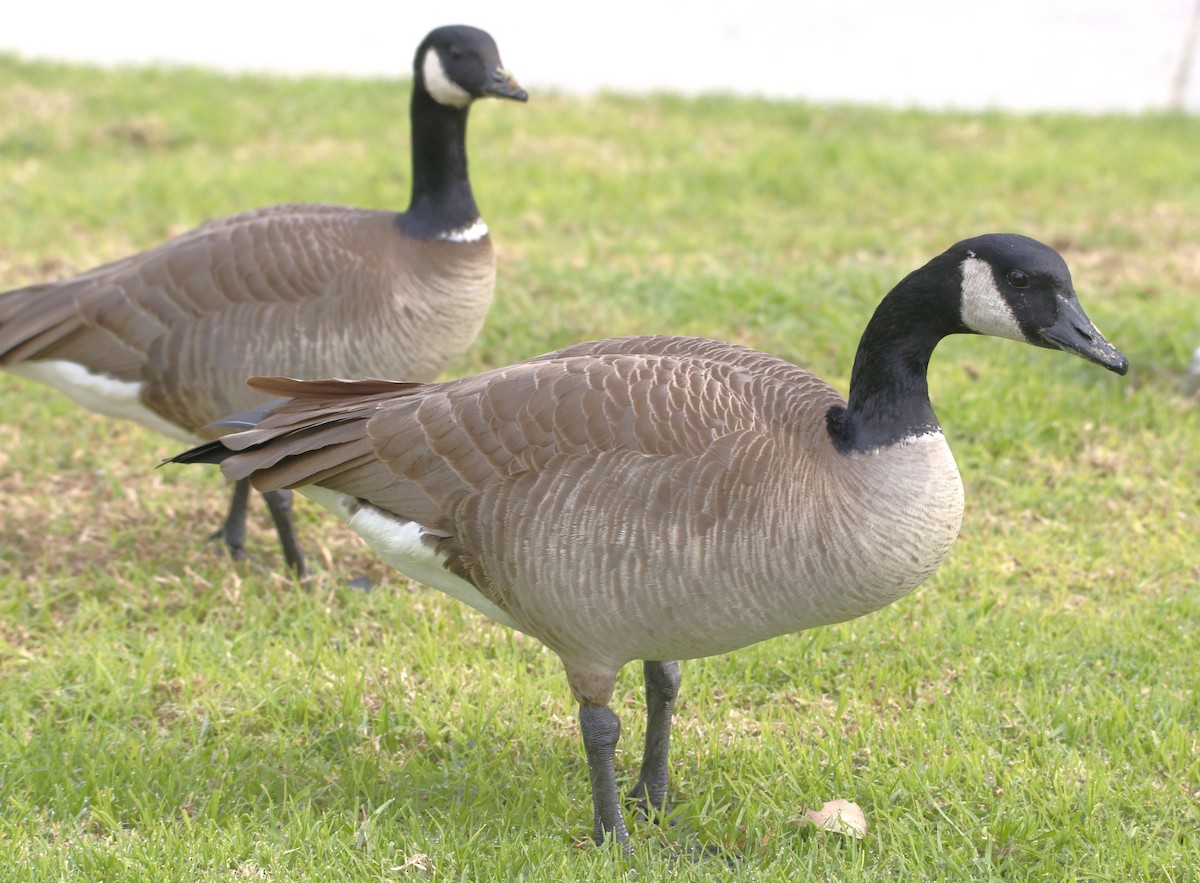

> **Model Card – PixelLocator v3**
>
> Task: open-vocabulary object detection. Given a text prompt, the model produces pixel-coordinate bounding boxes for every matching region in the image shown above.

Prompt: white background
[3,0,1199,112]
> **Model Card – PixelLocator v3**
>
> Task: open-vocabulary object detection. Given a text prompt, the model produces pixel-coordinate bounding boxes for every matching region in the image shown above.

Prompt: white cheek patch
[421,50,472,108]
[959,257,1027,343]
[8,359,194,442]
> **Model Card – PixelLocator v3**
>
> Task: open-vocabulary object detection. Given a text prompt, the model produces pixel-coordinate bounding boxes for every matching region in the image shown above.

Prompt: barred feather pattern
[0,203,494,434]
[219,336,965,705]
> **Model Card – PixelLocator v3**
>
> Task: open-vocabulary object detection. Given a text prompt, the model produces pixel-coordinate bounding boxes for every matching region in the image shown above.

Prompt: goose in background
[0,24,526,576]
[169,234,1128,848]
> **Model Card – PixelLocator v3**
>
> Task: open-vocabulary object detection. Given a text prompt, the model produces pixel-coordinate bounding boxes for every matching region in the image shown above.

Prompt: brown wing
[2,205,356,371]
[218,338,846,585]
[0,204,494,433]
[528,334,826,388]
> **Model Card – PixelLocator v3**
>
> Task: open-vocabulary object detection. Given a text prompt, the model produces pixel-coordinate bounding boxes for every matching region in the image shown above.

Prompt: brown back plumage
[228,336,843,518]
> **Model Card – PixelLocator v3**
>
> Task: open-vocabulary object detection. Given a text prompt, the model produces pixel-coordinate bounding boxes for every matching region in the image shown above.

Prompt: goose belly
[363,243,495,382]
[301,486,520,631]
[8,359,194,443]
[497,432,966,665]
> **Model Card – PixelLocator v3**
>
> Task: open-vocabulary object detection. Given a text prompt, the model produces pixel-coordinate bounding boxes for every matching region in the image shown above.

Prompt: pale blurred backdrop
[4,0,1199,112]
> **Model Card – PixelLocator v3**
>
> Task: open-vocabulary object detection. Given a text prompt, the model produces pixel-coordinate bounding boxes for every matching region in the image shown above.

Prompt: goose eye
[449,46,464,60]
[1007,269,1030,288]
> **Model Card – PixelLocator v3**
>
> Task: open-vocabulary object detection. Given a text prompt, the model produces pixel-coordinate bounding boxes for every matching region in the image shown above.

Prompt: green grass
[1,55,1198,880]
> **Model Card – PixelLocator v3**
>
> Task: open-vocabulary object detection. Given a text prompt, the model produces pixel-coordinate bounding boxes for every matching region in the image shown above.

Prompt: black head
[835,233,1127,453]
[414,25,528,107]
[951,234,1128,375]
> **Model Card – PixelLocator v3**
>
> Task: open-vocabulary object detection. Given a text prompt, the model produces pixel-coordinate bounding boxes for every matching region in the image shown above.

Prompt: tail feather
[165,376,408,489]
[246,376,423,399]
[162,439,234,466]
[199,397,289,438]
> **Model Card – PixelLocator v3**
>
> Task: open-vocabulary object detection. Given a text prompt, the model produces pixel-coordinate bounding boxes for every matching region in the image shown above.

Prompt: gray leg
[209,478,252,560]
[261,488,307,578]
[579,704,630,849]
[628,660,681,821]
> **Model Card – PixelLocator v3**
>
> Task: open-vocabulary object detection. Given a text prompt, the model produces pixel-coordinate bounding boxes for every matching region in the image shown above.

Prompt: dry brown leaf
[796,798,868,838]
[390,853,434,873]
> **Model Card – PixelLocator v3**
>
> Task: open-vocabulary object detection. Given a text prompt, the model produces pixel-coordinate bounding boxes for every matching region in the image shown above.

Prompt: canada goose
[169,234,1128,848]
[0,24,526,576]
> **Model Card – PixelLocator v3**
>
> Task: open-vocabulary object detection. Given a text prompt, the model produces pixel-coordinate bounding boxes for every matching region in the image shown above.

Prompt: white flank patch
[8,359,194,442]
[959,256,1027,343]
[422,49,471,108]
[437,218,489,243]
[302,486,519,630]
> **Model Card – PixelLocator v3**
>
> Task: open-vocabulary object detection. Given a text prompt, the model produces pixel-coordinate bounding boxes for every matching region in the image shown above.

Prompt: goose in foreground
[0,24,526,576]
[169,234,1128,848]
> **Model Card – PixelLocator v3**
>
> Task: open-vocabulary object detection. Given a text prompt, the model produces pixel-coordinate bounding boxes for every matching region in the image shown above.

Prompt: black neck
[396,88,480,239]
[826,259,966,453]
